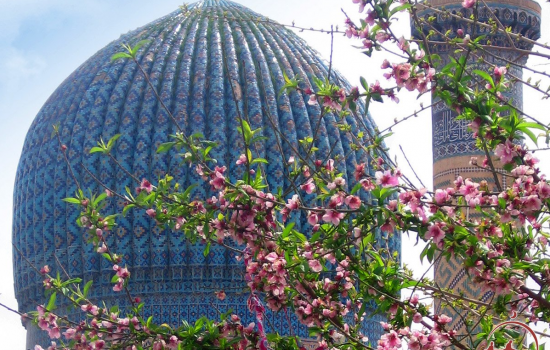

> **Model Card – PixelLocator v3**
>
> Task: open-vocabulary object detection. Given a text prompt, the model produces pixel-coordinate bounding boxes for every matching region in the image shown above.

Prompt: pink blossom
[358,28,369,40]
[426,224,445,243]
[365,9,377,26]
[494,139,517,164]
[308,211,321,226]
[537,181,550,199]
[325,159,335,172]
[146,209,156,218]
[322,96,342,111]
[380,219,396,233]
[375,170,399,187]
[462,0,476,8]
[413,312,423,323]
[345,25,358,38]
[153,340,166,350]
[375,31,390,43]
[210,170,226,190]
[360,178,376,191]
[300,178,316,194]
[397,36,409,52]
[522,195,542,212]
[438,314,452,324]
[385,330,402,347]
[393,63,412,86]
[494,66,507,81]
[387,89,399,103]
[215,290,226,301]
[370,81,384,96]
[524,152,539,166]
[167,336,180,350]
[386,200,398,211]
[236,154,247,165]
[328,194,344,208]
[363,38,374,49]
[63,328,76,340]
[138,179,153,194]
[355,163,366,181]
[434,189,450,204]
[113,279,124,292]
[345,195,361,209]
[308,259,323,272]
[322,210,345,226]
[92,340,105,350]
[352,0,367,12]
[48,326,61,339]
[334,177,346,187]
[286,194,300,211]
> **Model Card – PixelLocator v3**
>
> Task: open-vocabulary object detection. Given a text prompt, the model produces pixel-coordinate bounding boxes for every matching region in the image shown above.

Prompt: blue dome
[13,0,397,345]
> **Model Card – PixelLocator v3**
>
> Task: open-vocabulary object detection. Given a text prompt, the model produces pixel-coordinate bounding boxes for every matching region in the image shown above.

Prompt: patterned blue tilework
[412,2,540,162]
[410,0,539,338]
[13,0,400,345]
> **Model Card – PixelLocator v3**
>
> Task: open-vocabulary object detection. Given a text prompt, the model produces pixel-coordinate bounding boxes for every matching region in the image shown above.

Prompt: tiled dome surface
[13,0,398,345]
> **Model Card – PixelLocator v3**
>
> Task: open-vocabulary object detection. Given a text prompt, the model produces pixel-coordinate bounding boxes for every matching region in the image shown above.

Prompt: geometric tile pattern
[12,0,400,346]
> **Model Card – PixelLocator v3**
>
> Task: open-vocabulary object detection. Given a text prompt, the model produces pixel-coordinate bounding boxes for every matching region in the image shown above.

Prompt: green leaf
[371,93,383,103]
[282,223,295,239]
[292,230,307,243]
[390,3,411,16]
[251,158,268,165]
[89,146,105,154]
[203,242,211,257]
[518,122,547,131]
[360,77,369,91]
[106,134,121,151]
[63,197,82,204]
[472,69,494,88]
[182,184,198,200]
[351,182,363,195]
[93,193,107,206]
[521,127,539,146]
[242,120,253,143]
[83,280,93,297]
[111,52,132,61]
[130,39,151,57]
[63,278,82,287]
[46,292,57,311]
[122,204,135,216]
[156,142,176,154]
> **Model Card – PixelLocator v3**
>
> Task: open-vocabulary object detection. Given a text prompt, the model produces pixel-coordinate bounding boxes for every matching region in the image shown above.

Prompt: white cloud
[0,47,47,90]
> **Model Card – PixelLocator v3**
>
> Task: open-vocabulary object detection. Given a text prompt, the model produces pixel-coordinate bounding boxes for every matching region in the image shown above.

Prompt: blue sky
[0,0,548,348]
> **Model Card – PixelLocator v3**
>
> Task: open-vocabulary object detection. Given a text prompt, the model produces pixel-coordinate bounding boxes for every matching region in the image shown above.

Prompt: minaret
[412,0,541,338]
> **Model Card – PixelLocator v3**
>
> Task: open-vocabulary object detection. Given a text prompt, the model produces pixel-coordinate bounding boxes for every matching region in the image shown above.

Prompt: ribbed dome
[13,0,395,345]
